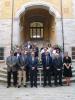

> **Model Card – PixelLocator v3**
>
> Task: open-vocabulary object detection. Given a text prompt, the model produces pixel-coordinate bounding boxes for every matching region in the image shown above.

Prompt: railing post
[11,0,14,50]
[60,0,65,53]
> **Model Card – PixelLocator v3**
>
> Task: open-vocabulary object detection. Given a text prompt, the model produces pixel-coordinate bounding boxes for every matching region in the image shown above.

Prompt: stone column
[13,18,20,46]
[55,18,63,47]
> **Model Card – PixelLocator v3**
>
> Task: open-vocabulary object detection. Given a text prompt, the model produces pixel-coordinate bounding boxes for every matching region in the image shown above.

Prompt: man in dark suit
[14,47,21,84]
[53,50,63,86]
[41,48,52,87]
[26,50,31,82]
[17,50,27,88]
[25,41,32,49]
[27,51,38,87]
[34,43,39,57]
[6,50,18,88]
[14,47,21,58]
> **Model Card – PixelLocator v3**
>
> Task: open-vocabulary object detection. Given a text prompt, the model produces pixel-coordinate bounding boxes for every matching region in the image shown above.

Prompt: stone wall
[0,19,11,59]
[63,19,75,56]
[0,0,75,64]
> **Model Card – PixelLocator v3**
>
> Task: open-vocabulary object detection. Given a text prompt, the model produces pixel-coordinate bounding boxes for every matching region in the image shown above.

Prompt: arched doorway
[19,7,55,47]
[14,2,62,48]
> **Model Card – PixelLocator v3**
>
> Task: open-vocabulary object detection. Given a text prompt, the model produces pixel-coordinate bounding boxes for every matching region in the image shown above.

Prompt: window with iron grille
[0,47,4,60]
[72,47,75,59]
[30,22,44,39]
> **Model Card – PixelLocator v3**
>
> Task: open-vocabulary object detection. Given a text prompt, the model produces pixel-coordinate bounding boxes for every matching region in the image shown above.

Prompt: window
[30,22,44,39]
[72,47,75,59]
[0,47,4,60]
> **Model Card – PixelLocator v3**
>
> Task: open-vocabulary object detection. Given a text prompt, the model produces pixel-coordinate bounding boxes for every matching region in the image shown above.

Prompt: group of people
[6,41,72,88]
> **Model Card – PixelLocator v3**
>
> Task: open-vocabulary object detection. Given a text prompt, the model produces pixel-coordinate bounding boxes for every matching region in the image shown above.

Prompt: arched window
[30,22,44,39]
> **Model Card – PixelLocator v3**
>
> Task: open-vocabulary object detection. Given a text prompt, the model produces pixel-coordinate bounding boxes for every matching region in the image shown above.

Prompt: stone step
[0,70,75,80]
[0,68,7,74]
[0,67,75,84]
[0,69,75,79]
[0,76,75,85]
[1,67,75,72]
[0,71,75,78]
[0,67,75,74]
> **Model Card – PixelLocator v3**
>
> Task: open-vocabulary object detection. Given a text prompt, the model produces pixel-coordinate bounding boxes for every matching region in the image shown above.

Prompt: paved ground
[0,83,75,100]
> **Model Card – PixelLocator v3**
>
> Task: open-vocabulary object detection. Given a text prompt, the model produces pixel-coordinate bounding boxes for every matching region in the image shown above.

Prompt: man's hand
[21,66,24,70]
[9,64,13,67]
[66,65,70,69]
[32,67,35,70]
[57,69,61,71]
[46,67,49,70]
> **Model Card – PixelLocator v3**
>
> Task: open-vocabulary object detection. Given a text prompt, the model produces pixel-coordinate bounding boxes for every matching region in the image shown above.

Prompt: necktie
[46,56,49,65]
[47,56,49,65]
[11,56,12,62]
[10,56,13,67]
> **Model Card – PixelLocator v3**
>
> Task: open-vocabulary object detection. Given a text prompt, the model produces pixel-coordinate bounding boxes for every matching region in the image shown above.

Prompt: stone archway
[13,1,62,47]
[16,1,60,18]
[20,7,55,44]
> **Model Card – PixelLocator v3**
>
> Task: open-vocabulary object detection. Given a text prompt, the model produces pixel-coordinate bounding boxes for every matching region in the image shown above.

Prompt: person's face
[56,49,60,54]
[34,43,37,47]
[25,51,27,55]
[46,51,49,55]
[10,51,14,56]
[48,44,51,47]
[17,48,20,53]
[44,48,47,53]
[31,52,35,57]
[64,52,68,57]
[28,41,30,45]
[21,50,25,55]
[56,53,59,58]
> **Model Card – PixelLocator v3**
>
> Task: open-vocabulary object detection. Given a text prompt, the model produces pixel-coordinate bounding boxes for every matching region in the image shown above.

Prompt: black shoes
[54,83,63,87]
[48,84,52,87]
[59,84,63,86]
[31,86,33,88]
[43,85,52,87]
[34,85,37,88]
[43,85,46,87]
[14,85,17,88]
[18,85,27,88]
[31,85,37,88]
[7,86,10,88]
[24,85,27,87]
[18,85,21,88]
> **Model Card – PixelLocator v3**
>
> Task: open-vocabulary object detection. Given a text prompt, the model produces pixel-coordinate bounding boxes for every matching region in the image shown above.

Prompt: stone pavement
[0,83,75,100]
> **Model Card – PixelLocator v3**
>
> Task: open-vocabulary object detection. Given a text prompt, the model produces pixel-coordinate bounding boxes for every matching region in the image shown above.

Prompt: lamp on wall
[60,0,64,53]
[11,0,14,50]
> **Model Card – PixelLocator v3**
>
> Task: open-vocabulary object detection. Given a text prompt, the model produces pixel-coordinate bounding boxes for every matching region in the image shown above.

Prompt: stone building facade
[0,0,75,65]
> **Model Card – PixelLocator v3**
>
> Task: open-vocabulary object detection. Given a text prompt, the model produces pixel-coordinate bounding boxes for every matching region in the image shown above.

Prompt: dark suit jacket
[27,55,38,70]
[14,52,21,57]
[34,47,39,57]
[41,53,52,70]
[53,56,63,70]
[25,43,32,49]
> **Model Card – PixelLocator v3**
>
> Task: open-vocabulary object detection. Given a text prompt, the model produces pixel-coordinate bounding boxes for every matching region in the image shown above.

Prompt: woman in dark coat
[63,52,72,86]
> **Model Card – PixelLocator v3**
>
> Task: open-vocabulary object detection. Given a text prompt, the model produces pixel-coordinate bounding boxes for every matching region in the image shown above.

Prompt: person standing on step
[26,49,31,82]
[25,41,32,49]
[28,51,38,88]
[33,43,39,58]
[6,50,18,88]
[41,48,52,87]
[17,49,27,88]
[63,52,72,86]
[53,49,63,86]
[14,46,21,85]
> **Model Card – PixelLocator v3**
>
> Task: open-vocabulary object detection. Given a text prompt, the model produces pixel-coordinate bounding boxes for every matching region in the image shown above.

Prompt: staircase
[0,63,75,85]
